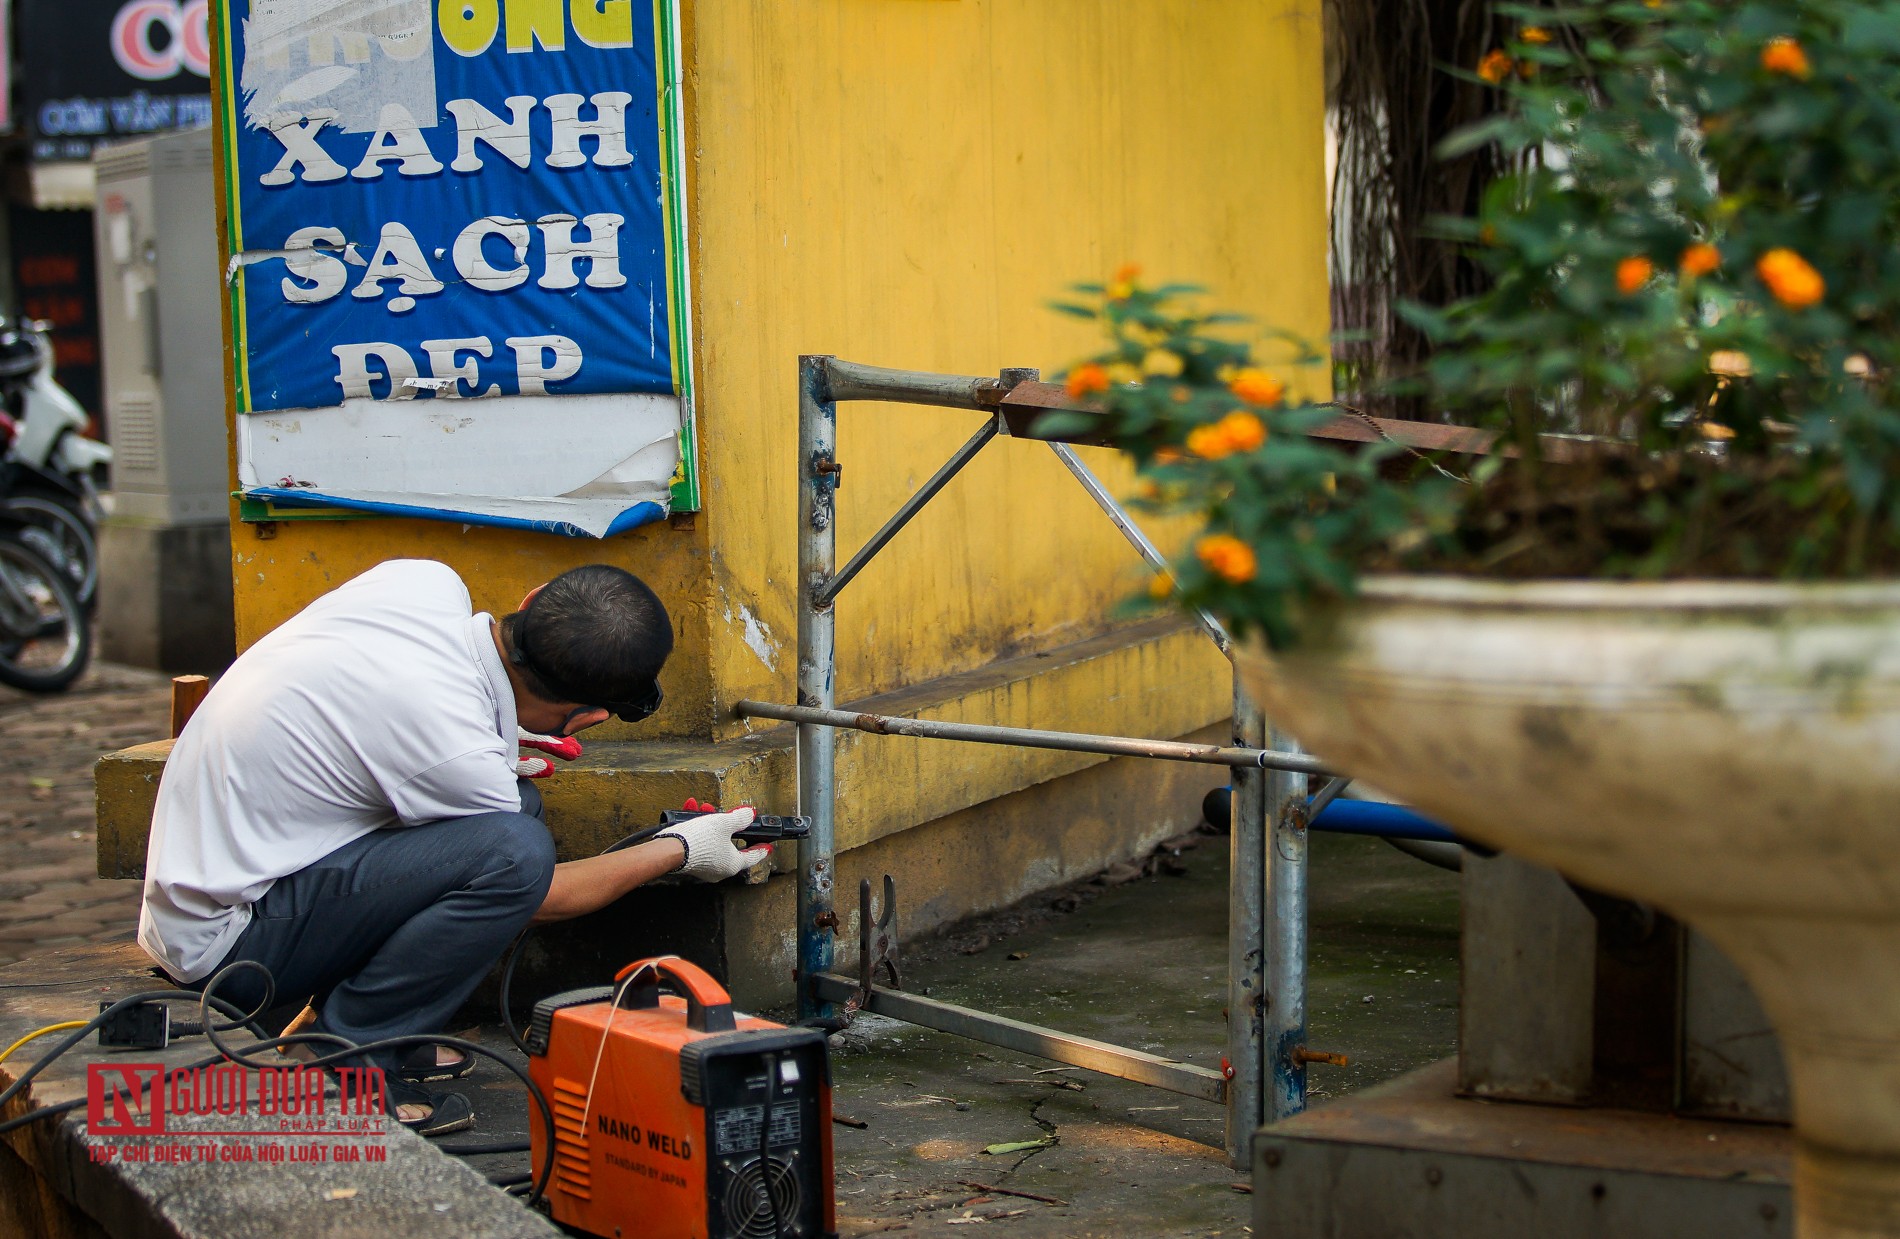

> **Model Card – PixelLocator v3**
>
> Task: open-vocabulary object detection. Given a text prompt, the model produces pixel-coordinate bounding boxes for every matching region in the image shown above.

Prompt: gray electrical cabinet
[93,127,235,672]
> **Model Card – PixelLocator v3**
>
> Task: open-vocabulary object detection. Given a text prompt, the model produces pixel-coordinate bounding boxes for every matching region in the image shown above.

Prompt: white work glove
[656,805,774,882]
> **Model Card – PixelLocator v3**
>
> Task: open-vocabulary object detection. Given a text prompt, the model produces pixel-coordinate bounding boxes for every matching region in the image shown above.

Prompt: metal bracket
[848,874,903,1019]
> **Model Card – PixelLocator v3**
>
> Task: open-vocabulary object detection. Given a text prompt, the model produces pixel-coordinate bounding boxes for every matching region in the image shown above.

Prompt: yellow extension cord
[0,1021,89,1066]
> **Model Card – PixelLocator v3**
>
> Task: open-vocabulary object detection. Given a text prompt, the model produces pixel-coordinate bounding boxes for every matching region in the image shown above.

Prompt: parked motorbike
[0,514,90,693]
[0,320,109,609]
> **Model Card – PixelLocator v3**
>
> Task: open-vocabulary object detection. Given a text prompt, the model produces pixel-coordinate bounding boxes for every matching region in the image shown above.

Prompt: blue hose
[1201,785,1461,844]
[1309,798,1460,844]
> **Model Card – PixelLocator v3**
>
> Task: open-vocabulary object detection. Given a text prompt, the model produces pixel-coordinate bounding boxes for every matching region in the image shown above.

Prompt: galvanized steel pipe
[734,699,1336,776]
[796,355,841,1024]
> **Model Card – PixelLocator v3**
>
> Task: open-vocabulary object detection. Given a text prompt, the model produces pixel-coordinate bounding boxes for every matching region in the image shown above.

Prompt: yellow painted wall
[227,0,1330,744]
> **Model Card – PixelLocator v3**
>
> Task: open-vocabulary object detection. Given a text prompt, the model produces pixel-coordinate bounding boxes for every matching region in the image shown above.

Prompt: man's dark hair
[501,565,673,708]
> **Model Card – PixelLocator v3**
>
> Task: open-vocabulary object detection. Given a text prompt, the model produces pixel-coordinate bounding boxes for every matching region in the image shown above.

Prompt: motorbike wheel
[0,534,90,693]
[1,492,96,610]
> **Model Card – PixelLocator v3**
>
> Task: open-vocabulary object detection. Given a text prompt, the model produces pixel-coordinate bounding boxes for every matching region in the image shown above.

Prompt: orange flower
[1616,256,1653,295]
[1065,363,1109,398]
[1756,248,1825,309]
[1113,263,1142,284]
[1196,534,1257,584]
[1228,368,1285,406]
[1477,49,1514,84]
[1186,423,1235,460]
[1217,410,1267,453]
[1761,36,1810,79]
[1679,242,1720,278]
[1520,26,1552,44]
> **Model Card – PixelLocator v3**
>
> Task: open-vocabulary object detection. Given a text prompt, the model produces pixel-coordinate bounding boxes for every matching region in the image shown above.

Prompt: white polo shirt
[138,559,525,982]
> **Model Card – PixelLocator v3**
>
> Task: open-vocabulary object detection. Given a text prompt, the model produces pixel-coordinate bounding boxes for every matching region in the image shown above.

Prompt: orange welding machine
[525,956,837,1239]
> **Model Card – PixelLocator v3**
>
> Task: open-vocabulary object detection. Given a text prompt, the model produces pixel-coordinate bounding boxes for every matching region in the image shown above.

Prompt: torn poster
[215,0,697,533]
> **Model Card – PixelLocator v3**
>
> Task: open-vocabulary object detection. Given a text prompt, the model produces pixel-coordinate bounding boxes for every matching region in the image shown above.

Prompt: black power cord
[498,928,533,1055]
[196,961,560,1208]
[0,963,561,1206]
[761,1050,784,1239]
[0,987,263,1128]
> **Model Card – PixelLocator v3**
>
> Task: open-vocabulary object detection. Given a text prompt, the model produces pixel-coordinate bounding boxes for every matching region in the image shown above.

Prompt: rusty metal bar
[810,973,1228,1104]
[734,699,1336,776]
[821,359,1012,411]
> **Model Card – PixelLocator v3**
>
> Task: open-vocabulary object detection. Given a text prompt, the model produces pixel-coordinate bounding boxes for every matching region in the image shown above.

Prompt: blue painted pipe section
[1310,799,1460,844]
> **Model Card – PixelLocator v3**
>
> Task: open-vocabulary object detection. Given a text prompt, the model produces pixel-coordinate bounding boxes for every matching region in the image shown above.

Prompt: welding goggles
[510,598,665,724]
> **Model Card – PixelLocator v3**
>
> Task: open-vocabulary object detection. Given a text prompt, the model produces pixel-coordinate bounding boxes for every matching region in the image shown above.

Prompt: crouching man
[138,559,768,1135]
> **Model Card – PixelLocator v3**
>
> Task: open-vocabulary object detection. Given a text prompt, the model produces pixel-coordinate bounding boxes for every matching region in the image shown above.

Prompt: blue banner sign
[217,0,690,418]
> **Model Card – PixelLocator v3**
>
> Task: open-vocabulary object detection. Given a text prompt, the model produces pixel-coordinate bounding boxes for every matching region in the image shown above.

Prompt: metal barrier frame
[735,356,1321,1169]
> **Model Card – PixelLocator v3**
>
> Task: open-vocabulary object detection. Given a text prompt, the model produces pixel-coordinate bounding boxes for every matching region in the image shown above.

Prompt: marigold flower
[1521,26,1552,44]
[1216,410,1267,453]
[1756,248,1824,309]
[1147,573,1174,601]
[1143,349,1185,378]
[1679,243,1720,278]
[1477,49,1514,84]
[1186,423,1235,460]
[1761,36,1810,79]
[1196,534,1258,584]
[1228,368,1285,406]
[1113,263,1142,284]
[1065,363,1109,398]
[1107,279,1134,301]
[1616,256,1654,295]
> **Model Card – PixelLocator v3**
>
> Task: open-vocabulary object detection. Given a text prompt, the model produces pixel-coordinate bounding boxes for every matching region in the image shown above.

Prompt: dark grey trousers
[184,779,555,1075]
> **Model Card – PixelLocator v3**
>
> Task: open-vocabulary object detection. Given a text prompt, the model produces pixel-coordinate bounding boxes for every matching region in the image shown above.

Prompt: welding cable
[0,1051,234,1137]
[497,927,533,1055]
[0,989,265,1124]
[197,961,560,1210]
[437,1140,531,1156]
[576,963,660,1135]
[761,1050,784,1239]
[486,1170,535,1188]
[0,1021,89,1066]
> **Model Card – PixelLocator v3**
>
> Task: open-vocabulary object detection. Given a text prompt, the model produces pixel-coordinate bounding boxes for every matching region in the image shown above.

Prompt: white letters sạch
[258,93,640,401]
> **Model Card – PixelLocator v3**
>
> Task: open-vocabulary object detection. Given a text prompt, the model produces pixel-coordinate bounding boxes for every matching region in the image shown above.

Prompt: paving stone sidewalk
[0,661,173,965]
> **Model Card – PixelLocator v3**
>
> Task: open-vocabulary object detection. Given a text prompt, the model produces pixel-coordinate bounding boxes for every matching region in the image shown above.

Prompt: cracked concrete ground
[449,823,1461,1237]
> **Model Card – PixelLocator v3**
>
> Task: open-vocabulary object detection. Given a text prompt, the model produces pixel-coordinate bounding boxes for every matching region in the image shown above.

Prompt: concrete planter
[1235,575,1900,1239]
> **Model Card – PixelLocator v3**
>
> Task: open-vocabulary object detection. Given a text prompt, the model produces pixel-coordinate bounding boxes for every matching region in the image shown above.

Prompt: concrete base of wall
[96,518,236,675]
